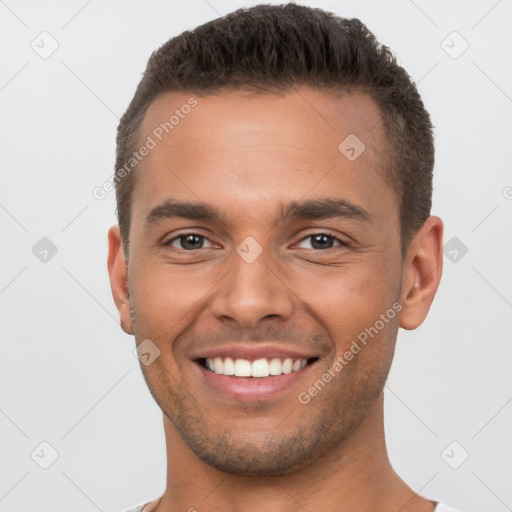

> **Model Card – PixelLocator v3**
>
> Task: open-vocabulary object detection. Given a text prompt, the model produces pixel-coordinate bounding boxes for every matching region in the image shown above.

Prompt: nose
[210,246,294,329]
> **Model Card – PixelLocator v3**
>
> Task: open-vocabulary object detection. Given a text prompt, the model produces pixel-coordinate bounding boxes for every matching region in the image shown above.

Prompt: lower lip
[195,362,315,402]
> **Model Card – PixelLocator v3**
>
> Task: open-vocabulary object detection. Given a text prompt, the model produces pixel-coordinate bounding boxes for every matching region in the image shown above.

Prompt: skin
[108,88,443,512]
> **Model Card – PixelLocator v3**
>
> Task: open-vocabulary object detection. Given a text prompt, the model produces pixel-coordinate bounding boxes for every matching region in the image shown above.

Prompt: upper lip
[191,343,319,362]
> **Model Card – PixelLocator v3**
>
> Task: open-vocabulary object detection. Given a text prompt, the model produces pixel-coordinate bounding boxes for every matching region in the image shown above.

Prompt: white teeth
[234,359,252,377]
[223,357,235,375]
[282,358,293,374]
[269,358,282,376]
[204,357,310,377]
[251,358,270,377]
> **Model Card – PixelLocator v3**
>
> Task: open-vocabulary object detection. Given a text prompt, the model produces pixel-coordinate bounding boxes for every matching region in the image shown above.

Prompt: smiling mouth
[197,357,319,378]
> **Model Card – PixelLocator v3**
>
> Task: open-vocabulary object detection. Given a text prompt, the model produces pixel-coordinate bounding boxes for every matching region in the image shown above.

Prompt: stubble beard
[128,298,397,477]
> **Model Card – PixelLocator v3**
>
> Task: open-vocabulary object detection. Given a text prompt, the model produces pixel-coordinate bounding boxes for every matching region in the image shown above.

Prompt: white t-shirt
[435,504,460,512]
[124,501,461,511]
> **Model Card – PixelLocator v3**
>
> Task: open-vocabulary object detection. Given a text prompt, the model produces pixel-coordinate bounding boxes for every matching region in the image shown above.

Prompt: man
[107,3,458,511]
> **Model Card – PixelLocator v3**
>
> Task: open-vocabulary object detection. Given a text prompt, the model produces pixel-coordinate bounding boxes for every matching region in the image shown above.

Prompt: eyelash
[164,231,349,251]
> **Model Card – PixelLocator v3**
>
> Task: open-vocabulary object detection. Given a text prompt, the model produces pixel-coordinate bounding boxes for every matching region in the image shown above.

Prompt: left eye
[296,233,345,250]
[166,233,216,250]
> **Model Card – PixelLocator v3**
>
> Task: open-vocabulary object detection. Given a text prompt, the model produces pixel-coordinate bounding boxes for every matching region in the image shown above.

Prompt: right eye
[165,231,217,251]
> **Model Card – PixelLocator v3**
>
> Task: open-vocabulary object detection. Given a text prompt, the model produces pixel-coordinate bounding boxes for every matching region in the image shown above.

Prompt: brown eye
[297,233,346,250]
[166,232,215,250]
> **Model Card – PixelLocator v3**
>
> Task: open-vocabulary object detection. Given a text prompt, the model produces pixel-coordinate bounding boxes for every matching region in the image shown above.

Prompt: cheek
[129,261,223,345]
[286,262,398,341]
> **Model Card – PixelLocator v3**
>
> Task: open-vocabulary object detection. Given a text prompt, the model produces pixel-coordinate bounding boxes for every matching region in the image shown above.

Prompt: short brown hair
[115,2,434,256]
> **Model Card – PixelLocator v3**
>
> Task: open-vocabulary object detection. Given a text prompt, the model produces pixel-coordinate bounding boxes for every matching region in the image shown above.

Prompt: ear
[107,225,133,335]
[399,216,443,330]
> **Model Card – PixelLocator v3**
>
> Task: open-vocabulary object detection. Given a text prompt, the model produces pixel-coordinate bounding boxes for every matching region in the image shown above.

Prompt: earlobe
[107,225,133,335]
[399,216,443,330]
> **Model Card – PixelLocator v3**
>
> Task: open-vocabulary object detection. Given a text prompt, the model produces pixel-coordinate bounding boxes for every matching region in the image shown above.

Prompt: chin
[177,421,343,477]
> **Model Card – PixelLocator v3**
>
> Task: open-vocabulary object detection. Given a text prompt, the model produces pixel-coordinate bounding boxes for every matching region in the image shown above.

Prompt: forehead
[141,88,386,159]
[131,88,395,228]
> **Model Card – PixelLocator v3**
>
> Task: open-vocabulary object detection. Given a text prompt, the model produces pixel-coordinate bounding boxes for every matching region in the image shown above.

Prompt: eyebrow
[145,197,371,226]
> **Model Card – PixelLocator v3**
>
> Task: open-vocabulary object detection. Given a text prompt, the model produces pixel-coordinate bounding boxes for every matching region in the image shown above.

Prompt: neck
[153,395,435,512]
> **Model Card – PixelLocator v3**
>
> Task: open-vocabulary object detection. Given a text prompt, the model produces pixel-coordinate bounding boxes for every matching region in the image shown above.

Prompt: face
[113,88,407,475]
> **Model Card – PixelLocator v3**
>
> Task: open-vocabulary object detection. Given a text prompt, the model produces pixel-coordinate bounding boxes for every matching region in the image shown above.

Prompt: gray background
[1,1,511,511]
